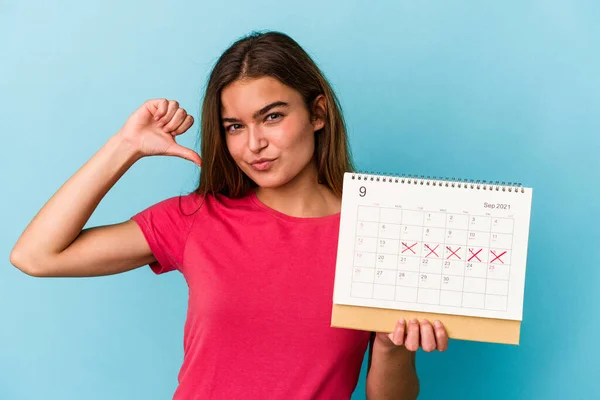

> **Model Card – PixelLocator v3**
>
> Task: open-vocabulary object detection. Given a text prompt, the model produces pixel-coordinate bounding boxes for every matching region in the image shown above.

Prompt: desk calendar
[331,172,533,344]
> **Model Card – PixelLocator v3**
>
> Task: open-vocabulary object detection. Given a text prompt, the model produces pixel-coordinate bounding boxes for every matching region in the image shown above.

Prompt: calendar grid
[350,205,515,311]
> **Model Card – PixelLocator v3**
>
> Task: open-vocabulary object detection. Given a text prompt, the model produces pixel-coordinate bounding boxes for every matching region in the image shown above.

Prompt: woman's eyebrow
[252,101,289,119]
[221,101,289,123]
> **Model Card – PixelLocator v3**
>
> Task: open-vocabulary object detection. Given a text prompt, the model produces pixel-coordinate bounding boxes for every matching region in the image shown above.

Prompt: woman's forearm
[366,338,419,400]
[10,134,140,270]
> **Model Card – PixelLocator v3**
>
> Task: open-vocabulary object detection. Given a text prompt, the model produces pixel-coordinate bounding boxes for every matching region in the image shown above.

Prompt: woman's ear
[311,94,327,132]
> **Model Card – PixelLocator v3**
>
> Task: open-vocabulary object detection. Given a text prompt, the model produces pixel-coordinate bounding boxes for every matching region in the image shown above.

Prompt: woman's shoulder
[150,190,255,217]
[143,191,204,215]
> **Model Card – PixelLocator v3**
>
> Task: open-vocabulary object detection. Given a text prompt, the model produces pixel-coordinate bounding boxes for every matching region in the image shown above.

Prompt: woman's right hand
[117,98,202,166]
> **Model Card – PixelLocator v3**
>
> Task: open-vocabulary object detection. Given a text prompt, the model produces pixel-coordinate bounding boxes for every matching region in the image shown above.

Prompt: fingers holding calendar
[403,320,420,351]
[381,318,448,352]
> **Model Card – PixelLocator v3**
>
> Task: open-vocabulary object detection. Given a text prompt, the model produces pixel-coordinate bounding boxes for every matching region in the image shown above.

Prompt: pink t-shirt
[131,191,371,399]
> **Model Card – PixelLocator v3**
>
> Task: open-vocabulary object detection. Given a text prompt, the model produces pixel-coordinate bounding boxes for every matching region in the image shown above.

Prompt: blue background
[2,1,598,399]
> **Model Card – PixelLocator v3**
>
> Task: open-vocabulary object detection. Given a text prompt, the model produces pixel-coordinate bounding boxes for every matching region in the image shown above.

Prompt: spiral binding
[351,171,525,193]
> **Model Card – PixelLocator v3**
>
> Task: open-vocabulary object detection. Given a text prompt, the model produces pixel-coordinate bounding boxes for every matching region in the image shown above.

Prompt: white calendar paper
[333,172,533,321]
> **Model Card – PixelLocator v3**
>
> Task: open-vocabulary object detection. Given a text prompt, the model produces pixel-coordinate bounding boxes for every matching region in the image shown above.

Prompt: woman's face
[221,76,324,189]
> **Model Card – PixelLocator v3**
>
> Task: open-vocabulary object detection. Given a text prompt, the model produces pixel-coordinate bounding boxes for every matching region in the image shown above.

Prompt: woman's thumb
[167,144,202,167]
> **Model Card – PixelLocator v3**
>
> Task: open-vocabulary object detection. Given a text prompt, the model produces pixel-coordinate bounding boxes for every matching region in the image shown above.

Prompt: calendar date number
[484,202,511,210]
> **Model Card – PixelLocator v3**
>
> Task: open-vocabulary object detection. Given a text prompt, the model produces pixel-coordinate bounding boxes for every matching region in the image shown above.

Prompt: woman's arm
[10,99,200,277]
[366,319,448,399]
[366,333,419,400]
[10,135,152,277]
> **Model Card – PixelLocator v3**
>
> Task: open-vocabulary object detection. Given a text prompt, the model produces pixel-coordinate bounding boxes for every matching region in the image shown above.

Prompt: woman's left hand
[375,318,449,352]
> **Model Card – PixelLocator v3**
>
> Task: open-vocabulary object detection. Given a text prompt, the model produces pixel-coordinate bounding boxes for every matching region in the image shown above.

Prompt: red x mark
[490,250,506,264]
[468,248,482,262]
[446,246,461,260]
[424,244,439,258]
[401,242,417,254]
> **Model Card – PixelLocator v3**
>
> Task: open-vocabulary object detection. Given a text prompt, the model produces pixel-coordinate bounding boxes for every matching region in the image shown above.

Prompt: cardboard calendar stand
[331,304,521,345]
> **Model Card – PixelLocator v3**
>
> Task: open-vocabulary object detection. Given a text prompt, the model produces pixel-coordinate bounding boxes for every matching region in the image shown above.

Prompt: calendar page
[333,172,533,321]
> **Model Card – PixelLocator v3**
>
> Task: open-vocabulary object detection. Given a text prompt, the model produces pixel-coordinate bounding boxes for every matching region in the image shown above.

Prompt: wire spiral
[350,172,525,193]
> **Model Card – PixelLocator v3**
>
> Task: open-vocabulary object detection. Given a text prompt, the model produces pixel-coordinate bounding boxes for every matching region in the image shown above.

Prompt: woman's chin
[247,171,291,189]
[252,176,287,189]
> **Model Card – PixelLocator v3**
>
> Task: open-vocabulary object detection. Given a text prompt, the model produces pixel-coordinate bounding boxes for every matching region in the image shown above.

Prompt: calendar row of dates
[356,223,513,248]
[357,206,515,234]
[355,248,511,271]
[352,268,509,295]
[350,283,508,311]
[355,260,510,279]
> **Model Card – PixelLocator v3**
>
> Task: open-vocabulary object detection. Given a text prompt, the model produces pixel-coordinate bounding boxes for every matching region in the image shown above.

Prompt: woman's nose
[248,126,268,153]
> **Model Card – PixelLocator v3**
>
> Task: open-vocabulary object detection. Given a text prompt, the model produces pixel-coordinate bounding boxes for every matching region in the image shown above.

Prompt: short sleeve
[131,193,203,274]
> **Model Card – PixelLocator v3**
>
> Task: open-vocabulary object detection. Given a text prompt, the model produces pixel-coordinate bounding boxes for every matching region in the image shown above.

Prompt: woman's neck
[255,161,341,218]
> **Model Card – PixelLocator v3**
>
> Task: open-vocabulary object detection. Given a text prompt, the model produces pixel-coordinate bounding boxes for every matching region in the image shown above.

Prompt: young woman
[11,31,448,399]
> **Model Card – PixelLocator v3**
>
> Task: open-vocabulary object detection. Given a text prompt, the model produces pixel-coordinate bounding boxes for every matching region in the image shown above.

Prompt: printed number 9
[359,186,366,197]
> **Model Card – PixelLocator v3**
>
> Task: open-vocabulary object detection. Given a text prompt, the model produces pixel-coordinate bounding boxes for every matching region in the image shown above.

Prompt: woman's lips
[250,158,277,171]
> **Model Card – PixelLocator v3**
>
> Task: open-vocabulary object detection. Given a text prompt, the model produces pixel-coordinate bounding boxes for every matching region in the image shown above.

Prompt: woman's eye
[265,113,282,122]
[227,124,242,133]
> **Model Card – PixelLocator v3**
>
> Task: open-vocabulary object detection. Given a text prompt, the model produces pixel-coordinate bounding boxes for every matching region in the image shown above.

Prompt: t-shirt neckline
[249,190,341,223]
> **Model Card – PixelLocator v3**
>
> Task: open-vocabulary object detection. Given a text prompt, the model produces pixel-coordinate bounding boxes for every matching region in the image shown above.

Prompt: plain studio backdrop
[1,1,599,399]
